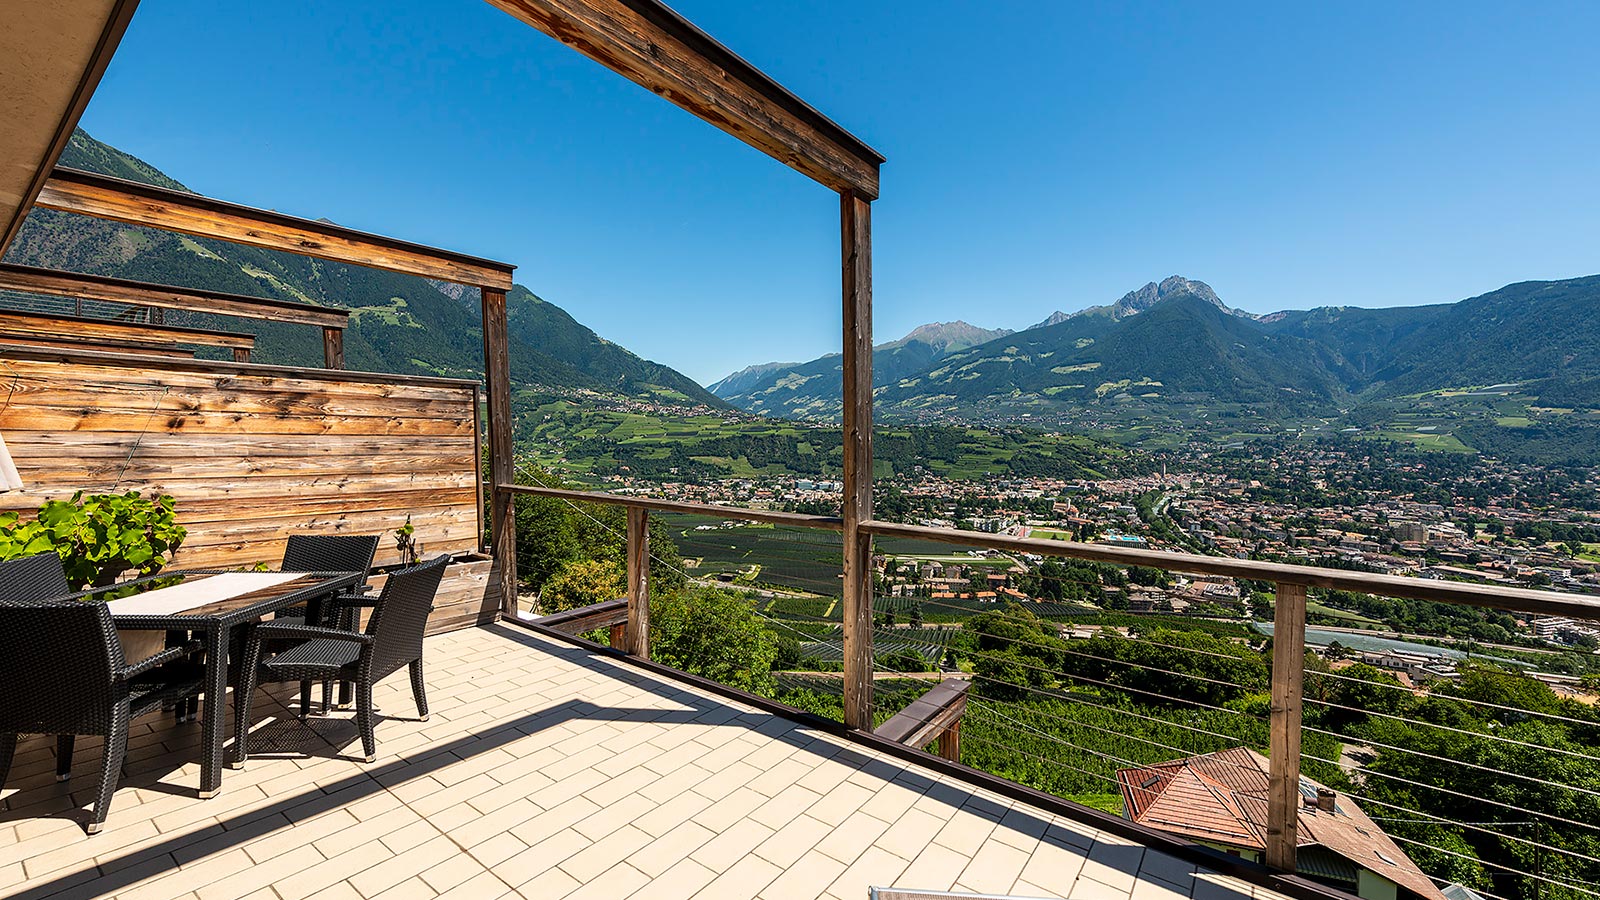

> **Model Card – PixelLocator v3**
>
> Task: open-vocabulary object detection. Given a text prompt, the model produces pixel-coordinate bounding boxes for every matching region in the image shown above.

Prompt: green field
[1305,600,1385,627]
[667,513,1004,598]
[516,398,1136,482]
[1364,429,1476,453]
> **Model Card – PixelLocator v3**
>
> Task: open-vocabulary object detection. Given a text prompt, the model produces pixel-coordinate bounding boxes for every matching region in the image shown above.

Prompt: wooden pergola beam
[35,167,517,290]
[484,0,883,199]
[0,263,349,329]
[0,308,255,351]
[840,190,874,730]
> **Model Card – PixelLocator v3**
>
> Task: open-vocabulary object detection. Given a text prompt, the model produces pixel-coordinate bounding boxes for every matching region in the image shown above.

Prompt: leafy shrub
[539,558,623,615]
[651,586,778,692]
[0,491,186,590]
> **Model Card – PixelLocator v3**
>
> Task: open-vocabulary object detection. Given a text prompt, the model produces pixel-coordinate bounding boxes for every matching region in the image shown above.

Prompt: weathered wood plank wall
[0,348,496,632]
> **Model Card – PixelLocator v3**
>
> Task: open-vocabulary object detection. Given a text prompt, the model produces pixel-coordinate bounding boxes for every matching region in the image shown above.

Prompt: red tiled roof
[1116,748,1444,900]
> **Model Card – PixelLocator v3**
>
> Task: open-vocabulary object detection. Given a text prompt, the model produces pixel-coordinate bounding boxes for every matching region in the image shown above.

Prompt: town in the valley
[576,435,1600,684]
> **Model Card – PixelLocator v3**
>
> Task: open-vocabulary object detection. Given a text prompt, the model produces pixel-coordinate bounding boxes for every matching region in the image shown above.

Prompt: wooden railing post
[480,286,517,617]
[938,722,961,762]
[322,326,344,369]
[840,189,874,730]
[1266,581,1307,872]
[626,506,650,659]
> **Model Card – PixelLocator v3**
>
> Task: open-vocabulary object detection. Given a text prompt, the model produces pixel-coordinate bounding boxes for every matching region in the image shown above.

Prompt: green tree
[964,603,1065,701]
[539,558,623,615]
[652,587,779,693]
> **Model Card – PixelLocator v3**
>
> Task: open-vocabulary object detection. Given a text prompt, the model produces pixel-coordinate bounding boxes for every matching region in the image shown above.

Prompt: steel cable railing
[500,477,1600,900]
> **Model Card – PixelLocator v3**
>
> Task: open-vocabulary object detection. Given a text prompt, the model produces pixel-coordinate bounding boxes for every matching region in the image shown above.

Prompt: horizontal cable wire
[1302,725,1600,798]
[971,702,1144,769]
[1383,832,1600,897]
[961,722,1125,788]
[949,644,1254,718]
[1302,668,1600,728]
[970,692,1269,783]
[911,596,1265,666]
[1304,699,1600,765]
[967,673,1264,747]
[1298,752,1600,837]
[1340,790,1600,869]
[961,734,1124,789]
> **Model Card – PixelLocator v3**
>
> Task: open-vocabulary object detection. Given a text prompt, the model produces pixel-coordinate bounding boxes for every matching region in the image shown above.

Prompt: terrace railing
[499,481,1600,897]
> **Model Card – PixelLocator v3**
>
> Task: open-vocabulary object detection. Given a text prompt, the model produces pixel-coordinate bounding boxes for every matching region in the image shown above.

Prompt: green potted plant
[0,491,188,661]
[0,490,187,590]
[395,515,420,566]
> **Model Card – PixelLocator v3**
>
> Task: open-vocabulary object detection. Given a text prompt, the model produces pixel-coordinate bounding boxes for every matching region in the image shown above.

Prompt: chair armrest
[122,640,202,678]
[253,622,373,644]
[327,590,380,609]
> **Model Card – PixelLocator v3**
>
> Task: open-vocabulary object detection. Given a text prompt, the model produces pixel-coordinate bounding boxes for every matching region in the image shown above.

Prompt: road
[1305,621,1566,656]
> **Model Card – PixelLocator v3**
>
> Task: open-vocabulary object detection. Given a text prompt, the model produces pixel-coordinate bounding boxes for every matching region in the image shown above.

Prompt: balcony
[1,622,1287,900]
[3,5,1596,900]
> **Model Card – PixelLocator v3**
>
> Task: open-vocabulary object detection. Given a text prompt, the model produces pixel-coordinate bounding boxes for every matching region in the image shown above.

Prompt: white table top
[105,572,306,617]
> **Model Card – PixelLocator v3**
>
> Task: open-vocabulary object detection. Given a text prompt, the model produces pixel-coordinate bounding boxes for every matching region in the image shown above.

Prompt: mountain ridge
[706,319,1012,415]
[712,274,1600,451]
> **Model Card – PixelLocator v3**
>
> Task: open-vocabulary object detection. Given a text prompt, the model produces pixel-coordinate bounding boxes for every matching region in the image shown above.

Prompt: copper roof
[1117,748,1445,900]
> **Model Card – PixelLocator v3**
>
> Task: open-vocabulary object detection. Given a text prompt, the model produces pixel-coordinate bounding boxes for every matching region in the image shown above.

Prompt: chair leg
[299,681,313,721]
[88,715,129,834]
[56,734,74,782]
[409,659,429,722]
[336,608,357,709]
[0,732,16,789]
[355,681,377,763]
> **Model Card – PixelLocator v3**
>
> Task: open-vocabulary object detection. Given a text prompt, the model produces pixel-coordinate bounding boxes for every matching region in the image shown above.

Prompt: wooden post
[322,326,344,369]
[609,623,627,648]
[938,721,961,762]
[1266,581,1308,872]
[232,347,250,363]
[626,505,650,659]
[480,287,518,617]
[840,190,874,731]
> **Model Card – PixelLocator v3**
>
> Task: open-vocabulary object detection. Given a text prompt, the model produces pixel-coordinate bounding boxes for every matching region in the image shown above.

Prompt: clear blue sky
[79,1,1600,384]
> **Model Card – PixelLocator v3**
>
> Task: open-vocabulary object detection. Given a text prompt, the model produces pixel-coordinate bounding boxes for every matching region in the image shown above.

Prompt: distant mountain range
[708,319,1012,419]
[4,131,725,409]
[711,275,1600,458]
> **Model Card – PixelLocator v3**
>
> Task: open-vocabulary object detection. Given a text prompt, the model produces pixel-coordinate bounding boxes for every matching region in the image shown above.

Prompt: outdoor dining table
[82,568,364,797]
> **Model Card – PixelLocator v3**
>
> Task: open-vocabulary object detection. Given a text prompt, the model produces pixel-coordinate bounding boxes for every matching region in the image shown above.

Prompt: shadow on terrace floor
[0,623,1262,900]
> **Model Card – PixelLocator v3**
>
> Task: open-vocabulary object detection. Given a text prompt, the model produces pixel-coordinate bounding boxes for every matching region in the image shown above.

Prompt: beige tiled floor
[0,623,1287,900]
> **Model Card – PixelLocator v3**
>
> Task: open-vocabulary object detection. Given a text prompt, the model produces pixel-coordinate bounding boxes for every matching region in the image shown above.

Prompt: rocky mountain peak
[1109,276,1228,318]
[889,320,1013,354]
[1026,276,1234,331]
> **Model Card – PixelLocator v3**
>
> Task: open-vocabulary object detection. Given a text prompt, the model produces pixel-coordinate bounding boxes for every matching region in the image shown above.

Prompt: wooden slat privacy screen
[0,350,483,575]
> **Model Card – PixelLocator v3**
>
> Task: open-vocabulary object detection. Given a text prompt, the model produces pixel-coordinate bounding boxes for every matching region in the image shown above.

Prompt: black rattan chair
[0,601,202,833]
[274,534,381,711]
[0,552,72,602]
[277,534,381,623]
[234,555,447,764]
